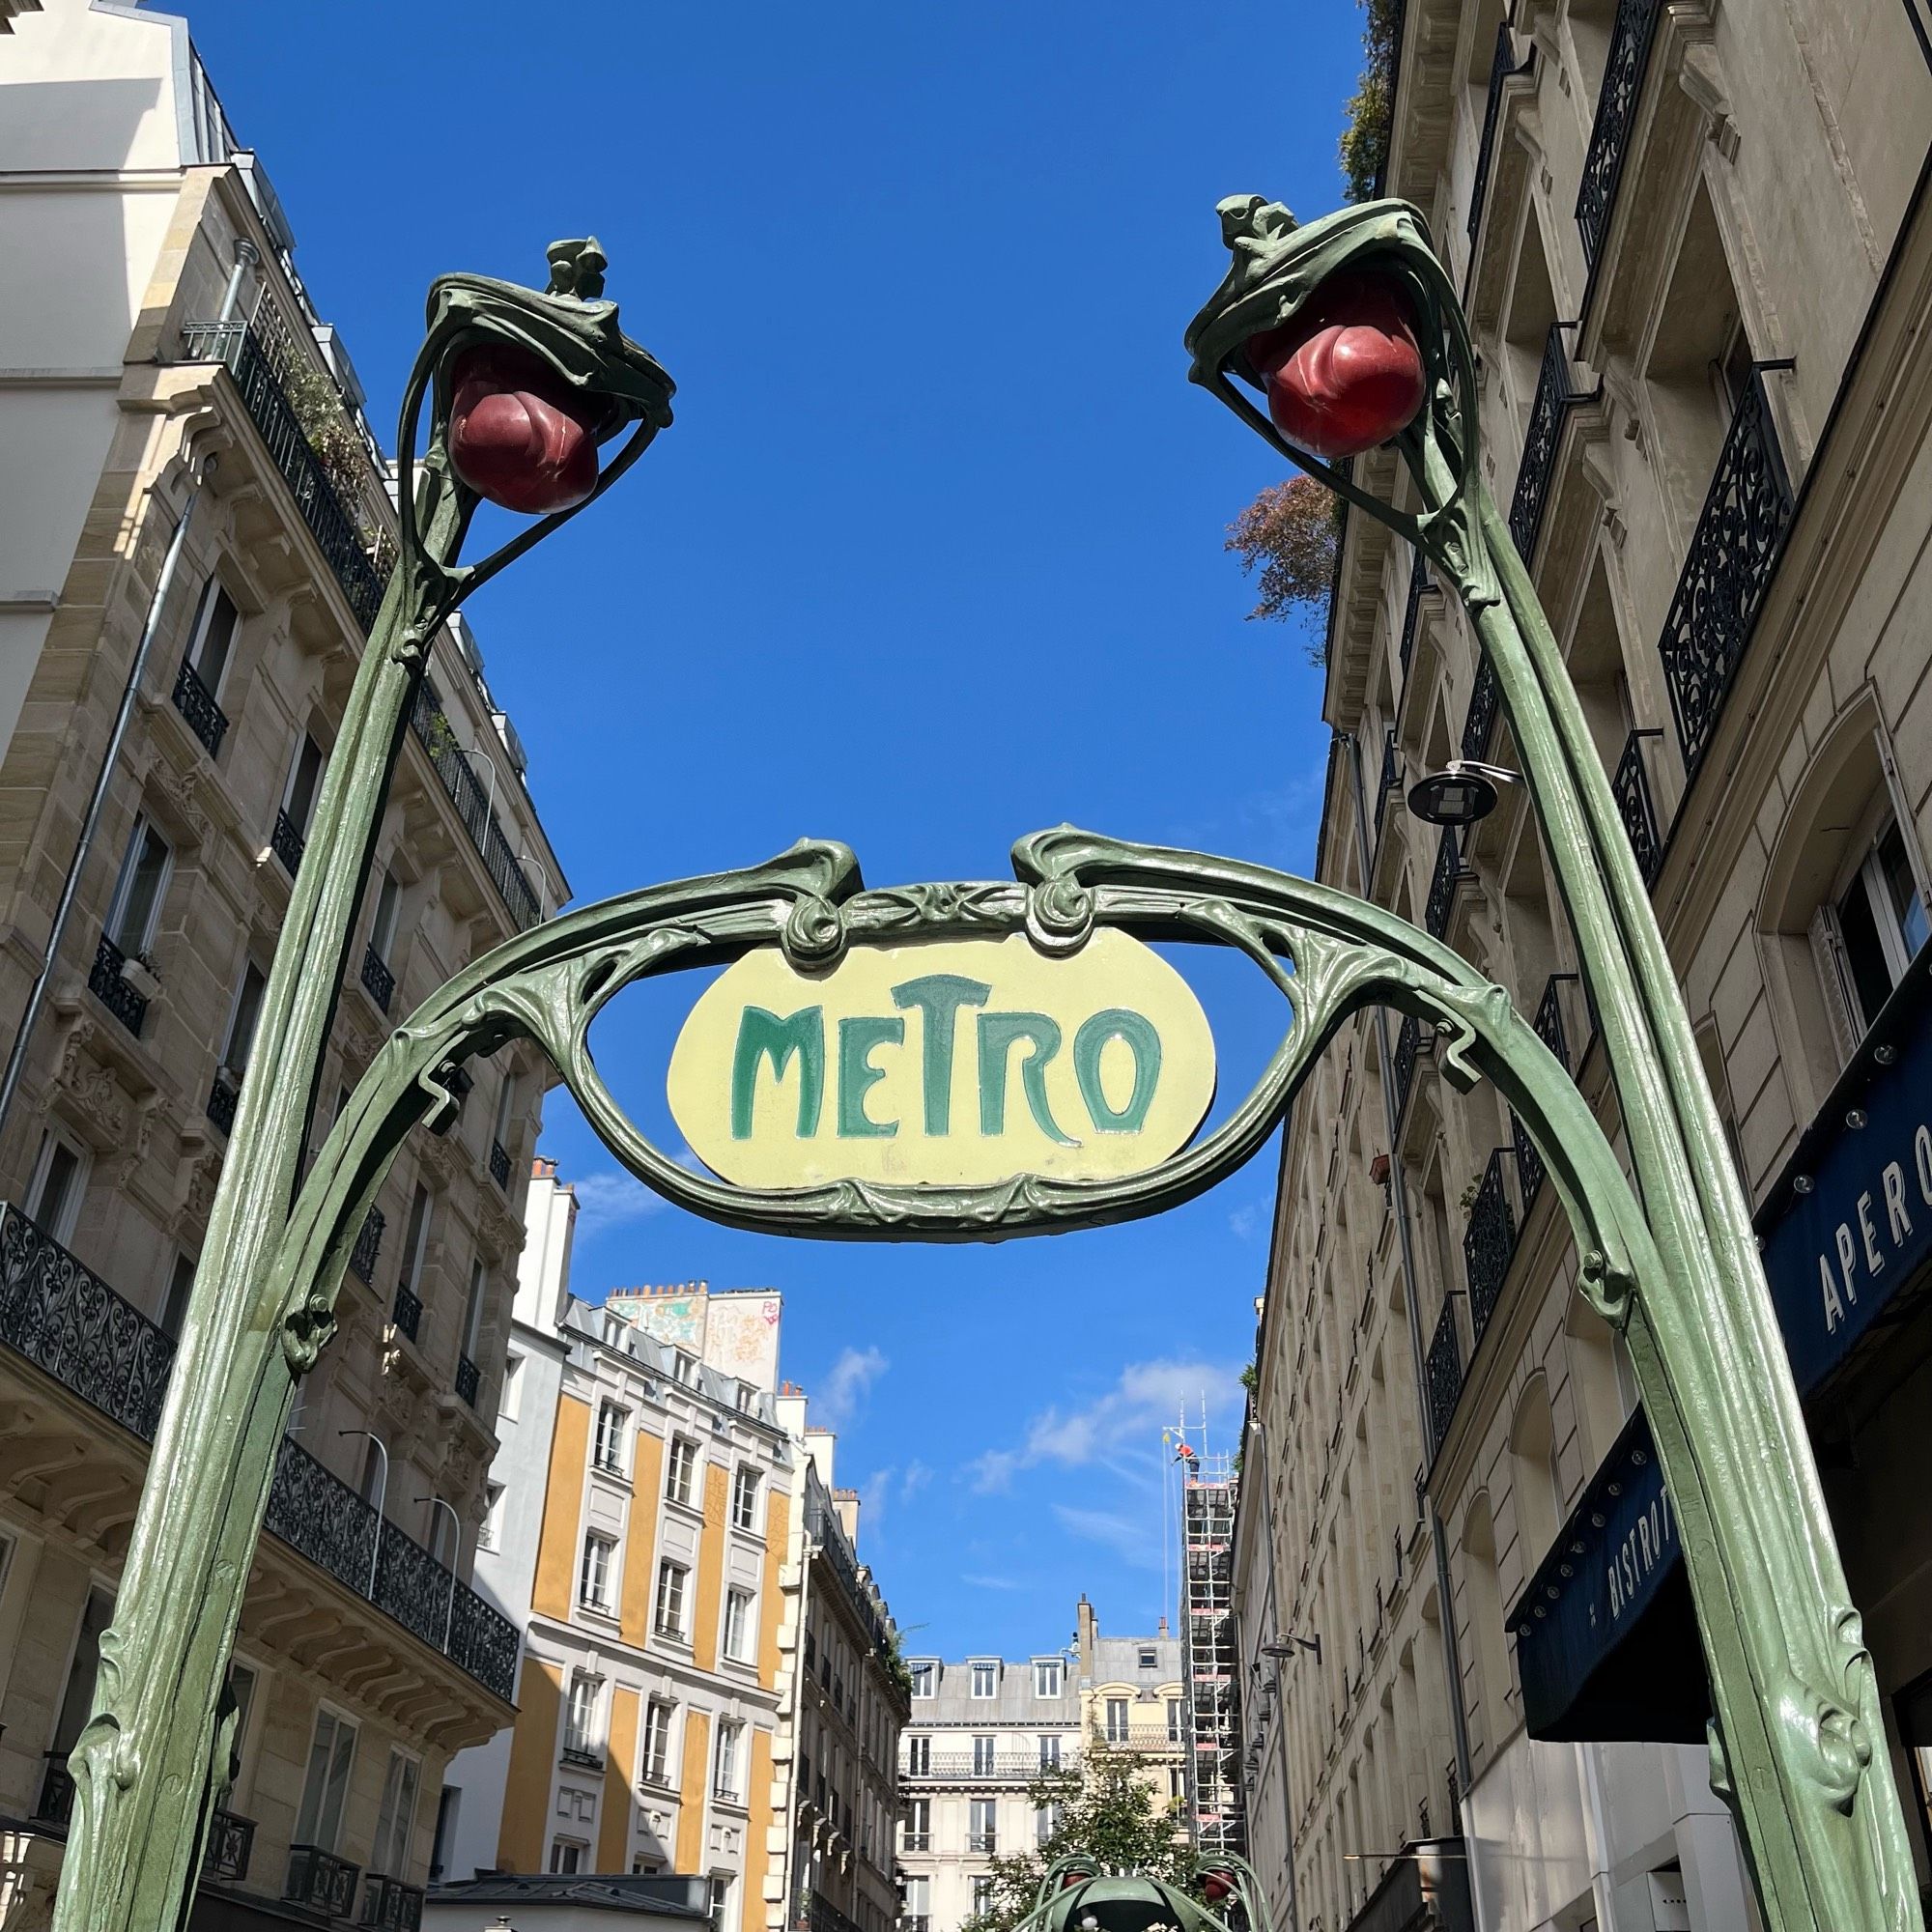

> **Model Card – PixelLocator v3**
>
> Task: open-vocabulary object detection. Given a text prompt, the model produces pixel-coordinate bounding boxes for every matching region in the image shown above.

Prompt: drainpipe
[0,456,214,1144]
[1337,727,1475,1807]
[1247,1418,1301,1932]
[217,238,259,325]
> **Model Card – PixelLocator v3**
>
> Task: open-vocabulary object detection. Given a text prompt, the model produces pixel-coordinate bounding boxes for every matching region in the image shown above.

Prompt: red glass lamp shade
[1243,270,1427,460]
[448,343,613,514]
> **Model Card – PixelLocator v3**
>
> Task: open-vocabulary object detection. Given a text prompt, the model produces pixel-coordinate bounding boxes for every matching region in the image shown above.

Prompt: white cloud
[961,1573,1028,1592]
[569,1169,668,1238]
[901,1460,933,1499]
[1051,1504,1165,1571]
[816,1345,889,1429]
[968,1357,1243,1492]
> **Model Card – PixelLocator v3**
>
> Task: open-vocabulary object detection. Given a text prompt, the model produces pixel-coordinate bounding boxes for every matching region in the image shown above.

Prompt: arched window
[1507,1375,1561,1567]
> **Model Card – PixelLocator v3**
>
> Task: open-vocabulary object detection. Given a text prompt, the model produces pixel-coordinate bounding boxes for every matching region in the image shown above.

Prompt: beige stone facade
[1233,1,1932,1930]
[0,3,563,1925]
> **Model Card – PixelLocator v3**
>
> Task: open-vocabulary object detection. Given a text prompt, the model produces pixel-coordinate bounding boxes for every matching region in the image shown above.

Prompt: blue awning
[1511,947,1932,1742]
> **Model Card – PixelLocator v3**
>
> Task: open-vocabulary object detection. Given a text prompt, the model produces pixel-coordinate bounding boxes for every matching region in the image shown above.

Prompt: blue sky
[179,0,1360,1656]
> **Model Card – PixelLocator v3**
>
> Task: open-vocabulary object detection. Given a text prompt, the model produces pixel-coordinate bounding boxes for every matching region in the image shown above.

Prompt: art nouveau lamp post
[1185,197,1918,1932]
[50,241,672,1932]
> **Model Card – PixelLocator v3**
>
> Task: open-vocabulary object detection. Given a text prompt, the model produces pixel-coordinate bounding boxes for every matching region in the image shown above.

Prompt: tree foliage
[1339,0,1402,204]
[1224,476,1340,661]
[958,1740,1194,1932]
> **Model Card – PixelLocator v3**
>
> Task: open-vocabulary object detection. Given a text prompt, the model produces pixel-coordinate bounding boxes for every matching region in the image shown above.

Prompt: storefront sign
[668,930,1216,1190]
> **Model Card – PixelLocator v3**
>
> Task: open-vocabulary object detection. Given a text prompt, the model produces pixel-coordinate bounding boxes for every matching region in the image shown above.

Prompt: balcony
[360,943,395,1014]
[285,1844,360,1918]
[1462,1148,1520,1340]
[207,1070,240,1136]
[967,1832,998,1854]
[409,679,542,932]
[902,1749,1083,1783]
[360,1873,424,1930]
[1533,973,1578,1075]
[489,1139,513,1190]
[1512,1109,1546,1219]
[1508,326,1584,562]
[809,1896,866,1932]
[348,1205,384,1287]
[35,1753,73,1828]
[171,657,230,758]
[1399,556,1429,675]
[1466,25,1533,242]
[0,1203,518,1702]
[1424,826,1464,940]
[1461,653,1501,762]
[1657,367,1798,781]
[205,1806,255,1881]
[1576,0,1664,271]
[270,806,306,877]
[1391,1012,1421,1123]
[391,1281,422,1343]
[178,320,391,632]
[561,1744,605,1771]
[1375,726,1402,839]
[1612,729,1664,887]
[454,1352,480,1406]
[1425,1300,1463,1456]
[87,933,147,1037]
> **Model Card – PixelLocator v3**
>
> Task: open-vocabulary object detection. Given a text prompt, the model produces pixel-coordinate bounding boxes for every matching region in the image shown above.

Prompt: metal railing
[1425,1300,1463,1456]
[270,807,306,877]
[1392,1012,1421,1123]
[347,1206,384,1287]
[88,933,147,1036]
[1533,973,1577,1074]
[1508,326,1582,561]
[1463,1148,1520,1341]
[1612,729,1664,887]
[171,658,230,758]
[285,1844,360,1918]
[1467,25,1533,242]
[391,1281,422,1343]
[36,1753,74,1827]
[1424,825,1464,940]
[489,1139,513,1190]
[1657,368,1797,781]
[1462,653,1502,761]
[1376,725,1402,838]
[561,1744,604,1771]
[207,1071,240,1137]
[809,1895,865,1932]
[454,1352,480,1406]
[178,320,391,632]
[1576,0,1664,270]
[360,1873,424,1930]
[205,1807,255,1881]
[1512,1109,1547,1217]
[408,680,543,931]
[1399,556,1429,674]
[360,943,395,1013]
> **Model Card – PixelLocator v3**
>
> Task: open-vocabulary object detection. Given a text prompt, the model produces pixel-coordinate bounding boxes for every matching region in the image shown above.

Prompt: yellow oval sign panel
[668,930,1216,1190]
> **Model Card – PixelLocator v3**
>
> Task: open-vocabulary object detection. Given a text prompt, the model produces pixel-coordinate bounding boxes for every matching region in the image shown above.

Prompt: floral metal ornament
[50,247,672,1932]
[1189,198,1918,1932]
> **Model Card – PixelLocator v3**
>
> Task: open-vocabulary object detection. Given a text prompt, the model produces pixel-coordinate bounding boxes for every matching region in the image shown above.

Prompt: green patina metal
[1188,196,1920,1932]
[50,247,672,1932]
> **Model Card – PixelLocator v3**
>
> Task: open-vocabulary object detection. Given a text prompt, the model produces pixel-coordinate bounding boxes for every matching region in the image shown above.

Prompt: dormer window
[908,1661,936,1699]
[1033,1660,1063,1697]
[970,1660,998,1698]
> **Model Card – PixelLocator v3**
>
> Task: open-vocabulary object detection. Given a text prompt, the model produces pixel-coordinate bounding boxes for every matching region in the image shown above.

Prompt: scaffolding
[1178,1432,1246,1856]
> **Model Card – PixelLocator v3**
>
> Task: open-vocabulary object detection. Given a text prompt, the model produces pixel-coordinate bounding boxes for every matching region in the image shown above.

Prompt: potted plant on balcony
[119,951,162,1003]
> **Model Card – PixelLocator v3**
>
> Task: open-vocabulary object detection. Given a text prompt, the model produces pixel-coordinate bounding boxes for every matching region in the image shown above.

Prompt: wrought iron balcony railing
[1392,1012,1421,1123]
[455,1352,480,1406]
[171,657,230,758]
[204,1806,255,1881]
[1424,825,1464,940]
[1512,1108,1546,1217]
[1612,729,1664,887]
[1533,972,1577,1074]
[489,1139,513,1190]
[270,806,307,877]
[1461,653,1502,762]
[1375,725,1402,839]
[360,943,395,1014]
[1657,367,1797,781]
[902,1750,1085,1782]
[36,1752,74,1827]
[285,1844,360,1919]
[207,1071,240,1137]
[178,320,391,632]
[1399,556,1429,675]
[1425,1299,1463,1456]
[392,1281,422,1343]
[561,1743,605,1771]
[809,1894,866,1932]
[360,1873,424,1930]
[348,1205,384,1287]
[1576,0,1663,270]
[1462,1147,1520,1341]
[88,933,147,1037]
[1467,25,1533,242]
[1508,325,1583,562]
[0,1203,517,1701]
[408,679,542,931]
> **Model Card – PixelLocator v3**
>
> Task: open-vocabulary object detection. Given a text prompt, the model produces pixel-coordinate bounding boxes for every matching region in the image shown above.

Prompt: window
[107,816,171,958]
[972,1735,997,1776]
[580,1533,615,1610]
[430,1785,459,1883]
[1826,816,1929,1037]
[369,870,402,964]
[492,1068,517,1148]
[905,1877,931,1926]
[478,1483,505,1551]
[969,1660,997,1698]
[1105,1696,1130,1743]
[903,1797,931,1851]
[295,1708,357,1853]
[724,1588,755,1662]
[399,1185,432,1296]
[25,1133,86,1243]
[1168,1766,1186,1803]
[282,732,326,838]
[594,1401,629,1475]
[222,1662,258,1787]
[1166,1697,1181,1744]
[460,1260,486,1359]
[52,1587,115,1763]
[713,1719,744,1802]
[355,1437,384,1506]
[642,1699,675,1784]
[564,1673,602,1758]
[731,1466,761,1531]
[654,1559,689,1640]
[1138,1647,1158,1670]
[667,1436,698,1507]
[185,578,240,696]
[909,1660,936,1699]
[672,1349,696,1384]
[1036,1801,1065,1846]
[905,1735,930,1776]
[219,962,266,1080]
[972,1876,997,1916]
[549,1839,584,1874]
[709,1874,734,1932]
[370,1750,420,1877]
[499,1352,523,1421]
[1037,1735,1061,1769]
[1033,1659,1063,1698]
[968,1799,997,1853]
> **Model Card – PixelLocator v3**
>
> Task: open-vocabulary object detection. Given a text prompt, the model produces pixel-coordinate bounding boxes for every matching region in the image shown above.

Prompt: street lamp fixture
[1260,1634,1321,1666]
[1406,759,1520,828]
